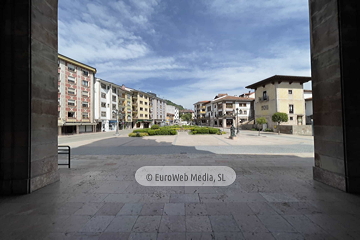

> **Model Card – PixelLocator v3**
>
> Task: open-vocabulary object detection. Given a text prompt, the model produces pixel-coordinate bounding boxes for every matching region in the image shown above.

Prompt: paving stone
[247,202,279,215]
[140,203,164,215]
[104,216,137,232]
[164,203,185,215]
[128,232,157,240]
[205,203,233,215]
[214,232,245,240]
[257,215,297,233]
[185,203,208,216]
[185,232,215,240]
[99,232,130,240]
[74,203,105,216]
[185,216,212,232]
[242,232,276,240]
[50,215,91,232]
[116,203,143,216]
[233,214,269,233]
[260,193,300,203]
[208,215,239,232]
[80,216,114,232]
[157,232,186,240]
[283,215,326,234]
[95,203,124,216]
[272,232,304,240]
[170,194,200,203]
[104,194,143,203]
[132,216,161,232]
[159,216,186,232]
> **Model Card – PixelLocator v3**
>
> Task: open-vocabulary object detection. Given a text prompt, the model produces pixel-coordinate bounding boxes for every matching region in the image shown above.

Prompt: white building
[165,105,179,125]
[304,90,313,125]
[149,93,166,125]
[94,78,123,132]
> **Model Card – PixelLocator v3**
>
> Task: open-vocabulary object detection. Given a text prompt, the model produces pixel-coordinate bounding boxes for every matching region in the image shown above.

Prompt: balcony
[259,96,269,102]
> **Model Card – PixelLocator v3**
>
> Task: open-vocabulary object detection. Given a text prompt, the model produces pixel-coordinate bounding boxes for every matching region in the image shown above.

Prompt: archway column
[0,0,59,194]
[310,0,360,193]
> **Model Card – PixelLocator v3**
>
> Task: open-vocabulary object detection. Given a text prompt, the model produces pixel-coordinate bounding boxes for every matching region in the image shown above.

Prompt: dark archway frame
[0,0,359,194]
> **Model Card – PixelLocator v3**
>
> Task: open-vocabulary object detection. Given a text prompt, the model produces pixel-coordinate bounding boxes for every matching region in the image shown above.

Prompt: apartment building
[165,105,179,125]
[194,94,254,127]
[58,54,96,135]
[246,75,311,128]
[179,109,195,120]
[149,93,166,125]
[94,78,125,132]
[304,90,313,125]
[131,90,152,128]
[119,85,133,129]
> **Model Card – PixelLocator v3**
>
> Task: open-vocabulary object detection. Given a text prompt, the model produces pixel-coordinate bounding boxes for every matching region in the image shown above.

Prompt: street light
[236,108,239,134]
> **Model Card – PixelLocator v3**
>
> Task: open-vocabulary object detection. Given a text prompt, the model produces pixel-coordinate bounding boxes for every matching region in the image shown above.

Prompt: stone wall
[0,0,59,194]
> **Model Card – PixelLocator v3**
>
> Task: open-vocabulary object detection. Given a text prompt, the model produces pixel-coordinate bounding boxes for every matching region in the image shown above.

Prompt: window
[82,102,88,108]
[101,83,106,89]
[68,112,75,118]
[68,64,76,72]
[140,114,143,117]
[112,96,116,102]
[101,93,106,98]
[68,100,75,106]
[145,96,148,99]
[112,87,116,94]
[226,104,233,108]
[145,102,148,105]
[83,70,89,76]
[140,94,143,98]
[68,76,76,84]
[244,110,247,114]
[160,115,162,118]
[290,117,293,120]
[68,88,75,95]
[112,104,116,109]
[82,113,89,119]
[262,91,267,100]
[288,90,293,94]
[82,91,88,97]
[289,104,294,114]
[58,111,60,118]
[145,108,147,111]
[101,111,106,117]
[140,107,143,111]
[58,73,60,81]
[112,113,116,119]
[58,86,61,93]
[127,101,131,106]
[127,95,131,99]
[101,102,106,108]
[140,101,143,104]
[58,98,60,105]
[82,80,89,87]
[145,114,148,117]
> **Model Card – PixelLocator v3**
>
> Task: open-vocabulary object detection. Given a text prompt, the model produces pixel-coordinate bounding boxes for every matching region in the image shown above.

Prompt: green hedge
[151,124,160,129]
[191,127,222,135]
[132,127,177,136]
[128,132,149,137]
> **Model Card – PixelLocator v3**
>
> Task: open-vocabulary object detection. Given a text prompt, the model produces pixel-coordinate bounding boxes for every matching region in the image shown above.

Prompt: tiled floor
[1,153,360,240]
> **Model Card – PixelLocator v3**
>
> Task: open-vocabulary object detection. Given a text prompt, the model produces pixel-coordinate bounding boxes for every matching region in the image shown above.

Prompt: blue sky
[59,0,311,109]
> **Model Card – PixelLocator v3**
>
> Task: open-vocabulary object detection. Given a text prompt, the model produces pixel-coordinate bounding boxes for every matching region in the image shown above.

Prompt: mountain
[165,100,184,110]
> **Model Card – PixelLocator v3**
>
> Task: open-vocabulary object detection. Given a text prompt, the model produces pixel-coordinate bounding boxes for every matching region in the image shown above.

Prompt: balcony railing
[259,96,269,102]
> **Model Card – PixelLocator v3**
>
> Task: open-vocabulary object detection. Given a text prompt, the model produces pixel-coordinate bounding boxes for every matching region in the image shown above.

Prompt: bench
[58,145,71,168]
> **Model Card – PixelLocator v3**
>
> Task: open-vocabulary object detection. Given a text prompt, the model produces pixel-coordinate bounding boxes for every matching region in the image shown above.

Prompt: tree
[272,112,288,134]
[255,117,267,136]
[181,113,192,122]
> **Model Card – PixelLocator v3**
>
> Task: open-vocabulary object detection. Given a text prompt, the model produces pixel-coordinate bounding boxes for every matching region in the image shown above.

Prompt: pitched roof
[212,96,254,102]
[194,100,211,104]
[246,75,311,89]
[304,89,312,92]
[305,97,312,101]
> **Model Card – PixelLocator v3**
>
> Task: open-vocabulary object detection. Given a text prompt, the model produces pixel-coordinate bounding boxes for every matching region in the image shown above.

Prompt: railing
[259,96,269,102]
[58,145,70,168]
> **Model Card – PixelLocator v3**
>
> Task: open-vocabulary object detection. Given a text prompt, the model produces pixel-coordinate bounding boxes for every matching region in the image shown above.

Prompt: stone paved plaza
[1,131,360,240]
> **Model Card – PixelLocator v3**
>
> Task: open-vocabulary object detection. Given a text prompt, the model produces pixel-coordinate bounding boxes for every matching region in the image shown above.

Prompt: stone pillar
[0,0,59,194]
[58,127,62,135]
[310,0,360,193]
[76,126,80,134]
[222,119,226,128]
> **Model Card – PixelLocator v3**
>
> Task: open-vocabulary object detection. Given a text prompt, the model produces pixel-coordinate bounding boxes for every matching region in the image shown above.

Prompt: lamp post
[112,109,120,136]
[236,108,239,134]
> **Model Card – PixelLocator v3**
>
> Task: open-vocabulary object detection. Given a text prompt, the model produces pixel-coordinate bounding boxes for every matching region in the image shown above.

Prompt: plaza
[1,131,359,239]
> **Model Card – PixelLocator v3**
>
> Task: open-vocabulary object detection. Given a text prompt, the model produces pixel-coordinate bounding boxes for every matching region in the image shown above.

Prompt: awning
[109,120,117,123]
[136,119,153,123]
[60,122,97,126]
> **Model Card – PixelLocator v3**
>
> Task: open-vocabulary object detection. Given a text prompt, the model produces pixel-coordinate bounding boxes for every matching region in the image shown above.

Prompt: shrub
[209,128,219,134]
[151,124,160,129]
[264,128,273,132]
[128,132,149,137]
[170,130,177,135]
[192,131,197,134]
[133,129,149,133]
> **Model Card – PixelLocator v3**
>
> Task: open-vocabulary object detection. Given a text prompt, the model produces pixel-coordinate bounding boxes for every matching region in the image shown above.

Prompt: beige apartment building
[131,90,152,128]
[246,75,311,128]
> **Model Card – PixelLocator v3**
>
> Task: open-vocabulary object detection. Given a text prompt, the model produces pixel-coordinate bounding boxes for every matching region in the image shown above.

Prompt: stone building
[57,54,97,135]
[246,75,311,128]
